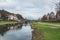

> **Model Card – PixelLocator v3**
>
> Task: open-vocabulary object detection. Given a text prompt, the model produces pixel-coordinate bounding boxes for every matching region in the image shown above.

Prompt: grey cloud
[0,0,59,20]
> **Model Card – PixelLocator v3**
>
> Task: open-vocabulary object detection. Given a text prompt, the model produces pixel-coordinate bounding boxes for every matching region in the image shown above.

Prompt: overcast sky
[0,0,59,20]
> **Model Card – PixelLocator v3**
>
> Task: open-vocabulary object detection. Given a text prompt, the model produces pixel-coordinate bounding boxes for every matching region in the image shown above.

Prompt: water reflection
[0,24,22,36]
[0,24,32,40]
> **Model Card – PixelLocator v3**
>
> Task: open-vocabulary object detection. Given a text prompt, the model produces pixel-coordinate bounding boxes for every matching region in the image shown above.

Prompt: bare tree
[41,15,47,21]
[56,2,60,21]
[56,2,60,11]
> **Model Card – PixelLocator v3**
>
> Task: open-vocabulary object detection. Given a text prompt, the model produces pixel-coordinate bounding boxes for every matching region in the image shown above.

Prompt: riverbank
[0,21,18,25]
[32,22,60,40]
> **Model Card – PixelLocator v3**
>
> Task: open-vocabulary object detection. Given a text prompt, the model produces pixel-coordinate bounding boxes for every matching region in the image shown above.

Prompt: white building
[8,14,19,21]
[46,12,56,21]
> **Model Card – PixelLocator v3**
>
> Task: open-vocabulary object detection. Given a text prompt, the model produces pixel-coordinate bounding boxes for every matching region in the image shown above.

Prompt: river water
[0,24,32,40]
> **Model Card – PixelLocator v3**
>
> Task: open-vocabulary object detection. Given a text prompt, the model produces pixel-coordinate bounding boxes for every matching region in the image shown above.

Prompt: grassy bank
[32,22,60,40]
[41,22,60,24]
[0,21,17,25]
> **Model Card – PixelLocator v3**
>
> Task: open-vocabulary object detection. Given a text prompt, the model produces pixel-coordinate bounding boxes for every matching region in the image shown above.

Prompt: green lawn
[0,21,17,25]
[33,22,60,40]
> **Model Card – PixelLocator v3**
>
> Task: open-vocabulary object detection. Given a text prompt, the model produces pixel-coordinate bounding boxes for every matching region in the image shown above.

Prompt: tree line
[41,2,60,22]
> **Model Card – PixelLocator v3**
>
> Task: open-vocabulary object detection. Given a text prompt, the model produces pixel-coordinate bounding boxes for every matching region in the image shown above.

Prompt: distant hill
[0,10,24,22]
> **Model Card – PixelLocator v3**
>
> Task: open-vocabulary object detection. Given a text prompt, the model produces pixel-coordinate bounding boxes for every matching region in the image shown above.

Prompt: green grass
[33,22,60,40]
[0,21,17,25]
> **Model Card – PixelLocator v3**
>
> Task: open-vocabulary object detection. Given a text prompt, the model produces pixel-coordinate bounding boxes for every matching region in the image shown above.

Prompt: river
[0,24,32,40]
